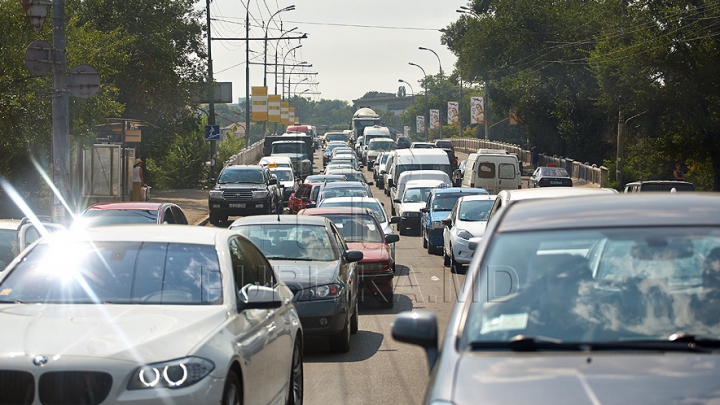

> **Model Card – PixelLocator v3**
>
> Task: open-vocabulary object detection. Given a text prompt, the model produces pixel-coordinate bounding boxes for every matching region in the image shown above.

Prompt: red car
[76,202,189,227]
[298,207,399,308]
[287,182,323,214]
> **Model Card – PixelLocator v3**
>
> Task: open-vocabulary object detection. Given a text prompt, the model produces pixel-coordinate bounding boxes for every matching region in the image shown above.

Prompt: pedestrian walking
[531,145,540,170]
[132,158,145,201]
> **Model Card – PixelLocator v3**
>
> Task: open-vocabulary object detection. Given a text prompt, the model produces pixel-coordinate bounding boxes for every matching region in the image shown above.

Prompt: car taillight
[539,179,550,185]
[563,179,573,186]
[470,183,474,187]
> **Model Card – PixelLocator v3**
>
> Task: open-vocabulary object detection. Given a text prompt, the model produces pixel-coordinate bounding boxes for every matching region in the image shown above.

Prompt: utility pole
[206,0,216,178]
[52,0,69,222]
[245,1,250,147]
[459,77,463,137]
[617,96,625,185]
[484,81,489,140]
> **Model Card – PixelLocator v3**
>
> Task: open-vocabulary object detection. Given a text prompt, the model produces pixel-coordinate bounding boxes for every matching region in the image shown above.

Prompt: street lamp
[264,5,295,87]
[409,62,429,141]
[286,62,311,98]
[419,46,443,139]
[398,79,414,98]
[293,77,309,96]
[272,28,299,94]
[281,45,303,98]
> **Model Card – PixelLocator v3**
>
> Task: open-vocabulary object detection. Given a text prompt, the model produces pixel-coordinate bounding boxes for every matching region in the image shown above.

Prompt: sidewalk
[151,189,209,225]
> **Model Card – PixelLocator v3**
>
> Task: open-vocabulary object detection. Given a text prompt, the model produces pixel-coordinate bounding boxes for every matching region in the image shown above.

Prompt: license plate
[229,203,246,208]
[550,180,563,185]
[255,204,264,208]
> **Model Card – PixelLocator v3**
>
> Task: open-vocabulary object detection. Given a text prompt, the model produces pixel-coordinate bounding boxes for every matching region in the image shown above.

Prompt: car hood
[270,259,339,288]
[456,220,487,237]
[346,242,390,262]
[216,184,266,190]
[398,202,426,214]
[0,304,228,362]
[430,210,451,222]
[450,354,720,404]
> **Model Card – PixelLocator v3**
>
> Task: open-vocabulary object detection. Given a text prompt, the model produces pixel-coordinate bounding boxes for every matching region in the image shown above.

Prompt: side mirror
[420,207,428,213]
[385,234,400,244]
[393,199,401,204]
[366,181,374,186]
[209,177,216,183]
[391,311,439,371]
[380,170,386,174]
[268,177,278,185]
[301,197,310,203]
[387,179,394,188]
[345,250,364,263]
[237,285,282,311]
[305,202,316,208]
[390,216,401,224]
[441,217,452,227]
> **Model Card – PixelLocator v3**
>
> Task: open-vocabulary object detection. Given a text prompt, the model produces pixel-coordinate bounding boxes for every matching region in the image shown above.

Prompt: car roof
[625,180,694,186]
[0,219,23,231]
[457,194,498,202]
[299,207,375,216]
[230,214,329,226]
[405,179,445,188]
[39,225,231,245]
[432,187,488,196]
[319,196,379,204]
[498,193,720,232]
[86,202,164,210]
[322,181,367,188]
[498,187,617,202]
[224,164,263,170]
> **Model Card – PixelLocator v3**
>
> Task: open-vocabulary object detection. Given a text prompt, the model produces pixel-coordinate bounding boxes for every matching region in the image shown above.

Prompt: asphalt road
[207,148,465,405]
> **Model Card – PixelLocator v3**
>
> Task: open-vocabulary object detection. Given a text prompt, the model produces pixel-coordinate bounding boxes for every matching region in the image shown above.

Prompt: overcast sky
[207,0,467,104]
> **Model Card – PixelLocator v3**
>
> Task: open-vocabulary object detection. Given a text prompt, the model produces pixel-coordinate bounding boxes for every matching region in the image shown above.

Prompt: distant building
[352,94,415,116]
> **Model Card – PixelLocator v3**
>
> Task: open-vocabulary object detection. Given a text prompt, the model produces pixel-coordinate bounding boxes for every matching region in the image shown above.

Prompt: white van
[390,170,452,216]
[386,148,452,200]
[361,126,393,165]
[461,150,521,194]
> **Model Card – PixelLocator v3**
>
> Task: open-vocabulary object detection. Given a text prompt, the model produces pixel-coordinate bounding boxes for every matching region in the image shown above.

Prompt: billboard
[470,97,484,124]
[430,109,440,130]
[251,86,268,122]
[448,101,459,125]
[268,95,281,123]
[416,116,425,134]
[280,102,289,125]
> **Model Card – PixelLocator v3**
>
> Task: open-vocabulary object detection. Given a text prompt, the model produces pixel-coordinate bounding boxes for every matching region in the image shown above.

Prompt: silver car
[394,193,720,404]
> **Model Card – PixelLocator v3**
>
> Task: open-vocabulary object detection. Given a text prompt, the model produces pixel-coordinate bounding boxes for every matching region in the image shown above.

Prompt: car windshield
[402,187,433,203]
[464,227,720,346]
[379,154,389,164]
[458,200,493,222]
[320,214,384,243]
[325,133,348,142]
[270,169,293,181]
[320,186,369,200]
[80,209,158,226]
[272,143,306,154]
[369,142,395,151]
[305,175,346,183]
[334,172,365,183]
[540,168,570,177]
[233,224,337,261]
[0,241,222,305]
[319,200,387,223]
[397,164,451,178]
[218,169,265,184]
[431,194,465,211]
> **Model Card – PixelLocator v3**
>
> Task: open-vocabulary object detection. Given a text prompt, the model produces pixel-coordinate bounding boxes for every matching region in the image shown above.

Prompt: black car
[529,166,573,187]
[208,165,282,224]
[393,194,720,404]
[230,215,363,353]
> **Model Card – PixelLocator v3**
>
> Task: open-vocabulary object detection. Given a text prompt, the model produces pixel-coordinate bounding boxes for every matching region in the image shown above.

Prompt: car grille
[38,371,112,405]
[0,370,34,405]
[222,190,253,201]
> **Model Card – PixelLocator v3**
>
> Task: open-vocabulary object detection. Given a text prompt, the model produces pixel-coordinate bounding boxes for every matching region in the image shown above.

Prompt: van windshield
[397,164,451,179]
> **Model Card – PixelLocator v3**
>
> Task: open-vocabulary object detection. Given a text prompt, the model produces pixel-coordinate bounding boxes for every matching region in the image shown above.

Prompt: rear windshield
[0,242,222,305]
[273,143,307,154]
[81,209,159,226]
[325,133,348,142]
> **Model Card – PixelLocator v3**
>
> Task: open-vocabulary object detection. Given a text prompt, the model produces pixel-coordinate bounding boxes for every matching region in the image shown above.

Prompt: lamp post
[398,79,414,98]
[419,46,443,139]
[273,28,298,94]
[409,62,429,141]
[293,77,309,96]
[264,5,295,87]
[286,62,310,99]
[281,45,303,98]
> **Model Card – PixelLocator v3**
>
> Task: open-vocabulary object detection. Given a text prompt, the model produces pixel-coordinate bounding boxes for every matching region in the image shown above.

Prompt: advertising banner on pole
[268,95,281,123]
[470,97,484,125]
[416,116,425,134]
[288,107,295,126]
[448,101,459,125]
[280,102,289,125]
[251,86,268,122]
[509,107,523,125]
[430,109,440,130]
[403,126,409,137]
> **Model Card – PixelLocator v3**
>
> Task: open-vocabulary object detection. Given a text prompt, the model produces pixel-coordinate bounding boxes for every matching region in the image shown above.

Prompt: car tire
[329,315,351,353]
[450,253,464,274]
[350,303,359,334]
[443,247,451,266]
[391,205,396,216]
[287,337,303,405]
[422,228,428,248]
[222,371,242,405]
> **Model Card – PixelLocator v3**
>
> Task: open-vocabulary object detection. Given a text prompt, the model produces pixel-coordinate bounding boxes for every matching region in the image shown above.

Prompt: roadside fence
[450,138,608,187]
[224,140,264,167]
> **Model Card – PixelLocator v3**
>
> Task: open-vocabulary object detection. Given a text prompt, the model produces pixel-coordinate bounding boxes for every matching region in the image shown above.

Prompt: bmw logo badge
[33,356,48,366]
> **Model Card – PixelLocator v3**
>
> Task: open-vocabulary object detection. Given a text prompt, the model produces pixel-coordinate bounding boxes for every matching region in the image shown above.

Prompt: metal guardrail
[224,140,264,167]
[450,138,608,187]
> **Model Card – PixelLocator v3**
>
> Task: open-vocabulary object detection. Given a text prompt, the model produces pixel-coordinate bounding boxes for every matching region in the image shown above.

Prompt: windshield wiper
[469,334,714,353]
[266,256,313,261]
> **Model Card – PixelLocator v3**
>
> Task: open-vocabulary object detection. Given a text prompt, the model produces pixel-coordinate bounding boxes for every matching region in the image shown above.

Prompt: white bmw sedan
[0,226,303,405]
[442,194,497,273]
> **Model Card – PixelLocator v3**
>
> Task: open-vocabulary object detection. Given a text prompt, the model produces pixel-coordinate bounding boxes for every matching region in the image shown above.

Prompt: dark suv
[208,165,282,224]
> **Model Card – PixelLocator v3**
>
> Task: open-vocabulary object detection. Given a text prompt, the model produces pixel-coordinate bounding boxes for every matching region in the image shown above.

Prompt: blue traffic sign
[205,125,220,140]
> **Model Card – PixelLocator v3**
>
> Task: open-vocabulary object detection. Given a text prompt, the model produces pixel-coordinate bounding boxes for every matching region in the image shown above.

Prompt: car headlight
[252,190,269,199]
[457,229,474,240]
[127,357,214,390]
[297,283,343,301]
[431,220,444,229]
[209,190,224,199]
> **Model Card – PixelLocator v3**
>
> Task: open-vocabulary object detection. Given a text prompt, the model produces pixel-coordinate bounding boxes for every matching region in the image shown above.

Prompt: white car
[270,166,298,204]
[258,155,293,170]
[317,196,401,264]
[394,179,445,235]
[442,194,497,273]
[0,226,303,405]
